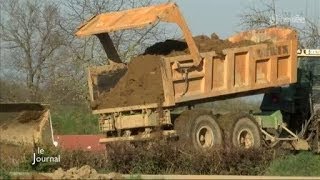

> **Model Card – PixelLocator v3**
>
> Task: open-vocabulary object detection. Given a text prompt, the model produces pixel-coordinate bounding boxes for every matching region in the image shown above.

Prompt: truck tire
[231,114,262,149]
[174,109,223,150]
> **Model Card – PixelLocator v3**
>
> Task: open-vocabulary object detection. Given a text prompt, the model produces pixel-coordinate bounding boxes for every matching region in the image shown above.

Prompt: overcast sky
[174,0,319,38]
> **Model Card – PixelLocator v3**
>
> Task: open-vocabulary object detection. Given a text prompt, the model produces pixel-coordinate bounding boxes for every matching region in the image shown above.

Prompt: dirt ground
[50,165,123,179]
[94,34,257,110]
[11,166,122,179]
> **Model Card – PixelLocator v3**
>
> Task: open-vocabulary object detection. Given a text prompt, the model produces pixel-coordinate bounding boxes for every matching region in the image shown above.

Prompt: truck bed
[89,27,297,114]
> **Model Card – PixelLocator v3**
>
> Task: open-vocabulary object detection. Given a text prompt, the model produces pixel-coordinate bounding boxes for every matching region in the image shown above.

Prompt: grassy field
[266,151,320,176]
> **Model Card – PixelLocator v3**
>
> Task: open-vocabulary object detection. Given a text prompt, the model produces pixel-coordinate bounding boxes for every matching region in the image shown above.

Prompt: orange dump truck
[76,3,320,151]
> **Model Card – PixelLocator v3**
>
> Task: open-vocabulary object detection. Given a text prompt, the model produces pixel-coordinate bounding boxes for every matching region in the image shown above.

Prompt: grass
[127,174,142,179]
[265,151,320,176]
[51,105,99,135]
[0,168,11,179]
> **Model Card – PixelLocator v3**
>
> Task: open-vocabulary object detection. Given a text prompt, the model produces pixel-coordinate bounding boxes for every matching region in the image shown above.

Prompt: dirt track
[10,171,320,180]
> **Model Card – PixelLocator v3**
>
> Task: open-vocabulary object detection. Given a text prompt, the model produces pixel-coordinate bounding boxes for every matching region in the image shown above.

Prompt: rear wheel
[231,115,262,149]
[174,110,223,150]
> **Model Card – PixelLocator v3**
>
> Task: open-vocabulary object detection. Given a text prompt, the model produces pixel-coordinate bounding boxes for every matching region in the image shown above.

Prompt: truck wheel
[231,115,262,149]
[174,110,223,150]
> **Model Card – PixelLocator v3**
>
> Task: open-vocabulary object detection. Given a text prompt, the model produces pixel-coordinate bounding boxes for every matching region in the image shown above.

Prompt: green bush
[51,105,99,135]
[0,167,11,180]
[105,141,275,175]
[3,141,319,177]
[11,141,275,175]
[58,150,107,170]
[19,146,61,172]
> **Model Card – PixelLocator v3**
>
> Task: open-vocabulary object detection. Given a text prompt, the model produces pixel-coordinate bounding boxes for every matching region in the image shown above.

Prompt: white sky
[174,0,319,38]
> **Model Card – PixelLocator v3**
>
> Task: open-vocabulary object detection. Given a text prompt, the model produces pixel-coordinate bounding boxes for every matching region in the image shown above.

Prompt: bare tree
[239,0,320,48]
[0,0,176,104]
[47,0,175,104]
[301,19,320,48]
[240,0,278,29]
[0,0,65,101]
[60,0,172,65]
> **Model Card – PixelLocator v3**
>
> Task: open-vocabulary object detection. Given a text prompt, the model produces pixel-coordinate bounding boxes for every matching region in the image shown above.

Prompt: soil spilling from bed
[93,55,164,110]
[94,34,257,110]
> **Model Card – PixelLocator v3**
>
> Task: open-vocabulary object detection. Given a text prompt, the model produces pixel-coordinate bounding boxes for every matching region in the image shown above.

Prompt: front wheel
[174,110,223,150]
[192,114,223,150]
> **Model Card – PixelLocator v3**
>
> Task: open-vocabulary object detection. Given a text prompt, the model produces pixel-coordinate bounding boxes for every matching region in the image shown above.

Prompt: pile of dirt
[16,110,43,123]
[94,55,164,109]
[52,165,123,179]
[94,34,258,109]
[144,33,257,56]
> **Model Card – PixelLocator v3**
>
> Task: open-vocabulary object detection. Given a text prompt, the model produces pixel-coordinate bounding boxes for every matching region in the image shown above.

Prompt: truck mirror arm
[96,33,122,63]
[159,3,202,66]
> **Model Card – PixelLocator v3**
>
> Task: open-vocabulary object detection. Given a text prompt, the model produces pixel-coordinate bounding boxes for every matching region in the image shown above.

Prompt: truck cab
[260,49,320,151]
[298,49,320,106]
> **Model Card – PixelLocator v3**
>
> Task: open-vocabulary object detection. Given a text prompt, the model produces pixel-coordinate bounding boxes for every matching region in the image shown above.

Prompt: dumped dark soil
[94,34,258,109]
[17,111,43,123]
[144,34,256,56]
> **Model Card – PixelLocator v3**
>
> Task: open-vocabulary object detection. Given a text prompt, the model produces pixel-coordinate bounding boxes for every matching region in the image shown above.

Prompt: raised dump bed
[88,27,297,114]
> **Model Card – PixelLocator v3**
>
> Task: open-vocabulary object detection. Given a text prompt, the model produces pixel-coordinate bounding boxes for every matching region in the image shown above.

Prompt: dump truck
[0,103,57,150]
[76,3,320,152]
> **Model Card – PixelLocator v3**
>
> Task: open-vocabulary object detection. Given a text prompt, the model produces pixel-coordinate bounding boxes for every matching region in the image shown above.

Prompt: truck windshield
[298,57,320,86]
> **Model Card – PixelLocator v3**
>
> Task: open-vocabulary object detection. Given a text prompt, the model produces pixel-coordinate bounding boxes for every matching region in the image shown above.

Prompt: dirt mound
[95,55,164,109]
[144,33,256,56]
[94,34,257,110]
[52,165,123,179]
[17,111,43,123]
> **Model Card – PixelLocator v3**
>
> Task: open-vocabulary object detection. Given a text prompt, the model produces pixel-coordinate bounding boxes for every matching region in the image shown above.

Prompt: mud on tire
[231,114,262,149]
[174,109,223,150]
[217,113,262,149]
